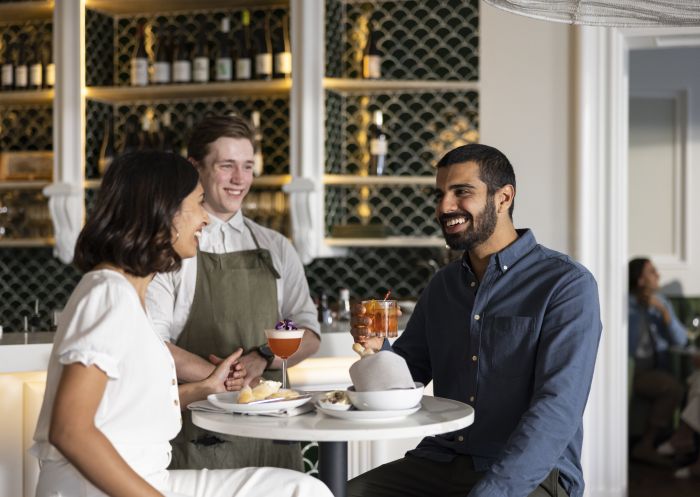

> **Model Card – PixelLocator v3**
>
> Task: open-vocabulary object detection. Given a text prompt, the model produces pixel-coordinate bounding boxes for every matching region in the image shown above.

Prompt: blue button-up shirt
[390,229,602,497]
[628,294,686,367]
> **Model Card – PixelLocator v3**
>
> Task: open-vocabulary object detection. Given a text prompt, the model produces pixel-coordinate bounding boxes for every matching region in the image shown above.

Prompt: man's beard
[441,196,498,251]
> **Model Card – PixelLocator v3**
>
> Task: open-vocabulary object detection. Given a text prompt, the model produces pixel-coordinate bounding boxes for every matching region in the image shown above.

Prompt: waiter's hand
[238,351,268,387]
[209,354,246,391]
[205,348,244,393]
[350,303,384,352]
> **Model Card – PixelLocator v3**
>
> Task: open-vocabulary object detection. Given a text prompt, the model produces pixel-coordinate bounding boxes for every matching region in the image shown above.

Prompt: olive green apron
[169,222,302,471]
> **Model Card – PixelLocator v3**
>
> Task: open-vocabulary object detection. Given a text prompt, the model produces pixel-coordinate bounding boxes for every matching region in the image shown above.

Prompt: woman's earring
[175,231,180,241]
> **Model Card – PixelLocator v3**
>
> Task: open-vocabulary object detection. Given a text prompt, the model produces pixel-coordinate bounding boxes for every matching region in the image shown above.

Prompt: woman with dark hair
[628,257,689,466]
[30,151,331,497]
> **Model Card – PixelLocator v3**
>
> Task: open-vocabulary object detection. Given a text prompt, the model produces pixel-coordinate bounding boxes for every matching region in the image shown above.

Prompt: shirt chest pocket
[484,316,536,379]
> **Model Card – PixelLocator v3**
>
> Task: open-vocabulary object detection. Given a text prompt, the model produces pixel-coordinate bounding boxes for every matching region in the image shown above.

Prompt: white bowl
[346,382,424,411]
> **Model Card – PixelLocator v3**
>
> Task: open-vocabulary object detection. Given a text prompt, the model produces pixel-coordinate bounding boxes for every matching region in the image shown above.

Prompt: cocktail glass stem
[282,358,288,389]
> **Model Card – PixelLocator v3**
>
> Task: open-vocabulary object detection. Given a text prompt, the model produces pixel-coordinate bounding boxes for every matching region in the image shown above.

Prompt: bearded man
[348,144,603,497]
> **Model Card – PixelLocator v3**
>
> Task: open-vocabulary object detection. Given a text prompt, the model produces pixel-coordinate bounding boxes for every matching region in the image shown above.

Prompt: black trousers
[347,454,568,497]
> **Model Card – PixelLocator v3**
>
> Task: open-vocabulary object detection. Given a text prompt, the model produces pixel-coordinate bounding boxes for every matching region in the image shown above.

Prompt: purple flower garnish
[274,319,298,330]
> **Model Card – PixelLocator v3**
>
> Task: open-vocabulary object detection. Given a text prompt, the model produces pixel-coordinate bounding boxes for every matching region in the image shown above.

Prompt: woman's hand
[209,353,246,391]
[178,348,244,406]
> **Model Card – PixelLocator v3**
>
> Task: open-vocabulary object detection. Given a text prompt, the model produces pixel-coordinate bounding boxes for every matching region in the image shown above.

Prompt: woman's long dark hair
[628,257,651,293]
[74,151,199,276]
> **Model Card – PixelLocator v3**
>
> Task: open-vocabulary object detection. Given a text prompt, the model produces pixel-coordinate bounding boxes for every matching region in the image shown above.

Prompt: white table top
[192,396,474,442]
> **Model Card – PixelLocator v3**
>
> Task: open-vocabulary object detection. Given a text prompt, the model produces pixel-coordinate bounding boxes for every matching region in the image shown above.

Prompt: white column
[44,0,85,264]
[574,26,628,497]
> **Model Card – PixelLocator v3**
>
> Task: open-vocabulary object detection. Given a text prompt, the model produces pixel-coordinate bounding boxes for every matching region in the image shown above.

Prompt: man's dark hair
[74,151,199,277]
[187,114,255,162]
[628,257,651,293]
[436,143,516,218]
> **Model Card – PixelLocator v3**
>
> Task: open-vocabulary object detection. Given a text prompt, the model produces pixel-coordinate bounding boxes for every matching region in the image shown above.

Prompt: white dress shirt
[31,270,181,476]
[146,211,319,343]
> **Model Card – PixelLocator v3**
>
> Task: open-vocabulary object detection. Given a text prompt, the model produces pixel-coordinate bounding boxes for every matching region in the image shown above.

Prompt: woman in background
[628,257,690,466]
[30,151,331,497]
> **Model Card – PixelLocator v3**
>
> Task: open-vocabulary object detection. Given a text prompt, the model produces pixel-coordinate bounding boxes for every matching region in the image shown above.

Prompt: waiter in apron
[146,115,320,470]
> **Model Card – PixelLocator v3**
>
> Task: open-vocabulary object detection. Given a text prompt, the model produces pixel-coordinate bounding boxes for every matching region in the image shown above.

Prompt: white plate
[208,392,312,414]
[315,403,421,421]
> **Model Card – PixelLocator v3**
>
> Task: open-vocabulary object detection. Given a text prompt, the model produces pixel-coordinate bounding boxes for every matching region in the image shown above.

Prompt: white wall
[480,1,573,254]
[629,47,700,296]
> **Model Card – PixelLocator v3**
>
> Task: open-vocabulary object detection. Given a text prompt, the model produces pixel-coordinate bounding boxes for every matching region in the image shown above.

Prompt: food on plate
[237,379,282,404]
[269,388,302,400]
[322,390,351,405]
[352,342,375,357]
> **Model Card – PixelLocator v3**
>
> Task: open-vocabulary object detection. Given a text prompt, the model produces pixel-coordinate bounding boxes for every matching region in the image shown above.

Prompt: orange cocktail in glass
[264,328,304,389]
[361,299,398,338]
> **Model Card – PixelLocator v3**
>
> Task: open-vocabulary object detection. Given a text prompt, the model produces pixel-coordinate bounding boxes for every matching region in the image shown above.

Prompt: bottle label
[15,66,28,87]
[1,64,13,86]
[45,63,55,87]
[29,63,42,87]
[173,60,191,82]
[130,58,148,86]
[275,52,292,76]
[370,136,388,155]
[216,58,233,81]
[255,54,272,77]
[363,55,381,79]
[152,62,171,84]
[193,57,209,83]
[236,58,251,80]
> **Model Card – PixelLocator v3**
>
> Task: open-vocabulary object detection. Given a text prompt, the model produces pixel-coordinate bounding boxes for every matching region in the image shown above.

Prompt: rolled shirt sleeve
[277,236,320,337]
[468,271,602,497]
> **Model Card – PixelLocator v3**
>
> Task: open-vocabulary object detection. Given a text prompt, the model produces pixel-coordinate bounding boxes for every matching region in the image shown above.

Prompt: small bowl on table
[346,382,424,411]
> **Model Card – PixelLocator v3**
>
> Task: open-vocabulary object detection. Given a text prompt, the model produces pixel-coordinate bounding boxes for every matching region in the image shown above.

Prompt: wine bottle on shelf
[121,116,141,153]
[1,39,13,90]
[337,288,351,322]
[98,119,115,176]
[254,12,273,81]
[369,110,387,175]
[152,25,171,85]
[362,19,382,79]
[251,110,263,176]
[28,299,41,332]
[44,45,54,88]
[236,10,252,80]
[14,37,28,90]
[160,111,176,153]
[180,113,195,157]
[192,29,210,84]
[28,43,42,90]
[216,17,233,82]
[150,117,162,150]
[172,35,191,84]
[273,14,292,80]
[130,23,148,86]
[139,113,154,150]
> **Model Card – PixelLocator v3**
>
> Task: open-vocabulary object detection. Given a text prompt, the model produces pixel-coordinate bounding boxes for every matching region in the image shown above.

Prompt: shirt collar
[204,209,245,234]
[461,228,537,275]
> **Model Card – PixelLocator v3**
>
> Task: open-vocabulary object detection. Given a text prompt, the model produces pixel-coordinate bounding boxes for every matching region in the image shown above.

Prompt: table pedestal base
[319,441,348,497]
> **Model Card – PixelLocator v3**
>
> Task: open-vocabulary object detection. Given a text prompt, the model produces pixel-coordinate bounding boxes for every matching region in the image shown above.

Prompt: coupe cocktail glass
[264,328,304,389]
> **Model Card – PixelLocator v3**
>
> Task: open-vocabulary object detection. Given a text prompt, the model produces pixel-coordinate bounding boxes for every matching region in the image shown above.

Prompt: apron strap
[243,220,281,279]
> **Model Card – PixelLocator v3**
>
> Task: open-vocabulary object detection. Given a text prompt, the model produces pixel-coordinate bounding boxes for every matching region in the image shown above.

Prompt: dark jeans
[347,454,568,497]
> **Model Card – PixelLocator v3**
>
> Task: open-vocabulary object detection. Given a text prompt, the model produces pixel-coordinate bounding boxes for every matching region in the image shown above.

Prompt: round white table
[193,396,474,497]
